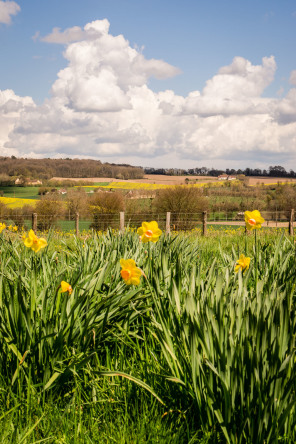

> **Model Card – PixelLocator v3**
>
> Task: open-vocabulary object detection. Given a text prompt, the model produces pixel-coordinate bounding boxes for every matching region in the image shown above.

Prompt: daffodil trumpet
[137,221,162,243]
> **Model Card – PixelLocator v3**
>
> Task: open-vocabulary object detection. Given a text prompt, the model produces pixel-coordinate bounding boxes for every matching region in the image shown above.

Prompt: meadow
[0,223,296,443]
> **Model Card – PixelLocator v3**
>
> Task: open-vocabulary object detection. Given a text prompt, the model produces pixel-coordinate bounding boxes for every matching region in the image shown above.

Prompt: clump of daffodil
[0,222,6,233]
[60,281,72,294]
[244,210,265,230]
[137,221,162,243]
[7,224,18,232]
[23,229,47,252]
[235,254,251,274]
[120,259,142,285]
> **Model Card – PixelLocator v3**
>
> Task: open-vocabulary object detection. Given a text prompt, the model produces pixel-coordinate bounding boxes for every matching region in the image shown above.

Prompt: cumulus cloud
[39,20,110,44]
[181,56,277,117]
[0,89,34,156]
[2,19,296,168]
[275,88,296,124]
[0,0,20,24]
[47,20,180,113]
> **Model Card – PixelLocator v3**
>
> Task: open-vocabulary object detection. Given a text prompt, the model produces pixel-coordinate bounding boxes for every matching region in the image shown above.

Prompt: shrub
[153,186,208,230]
[35,195,66,230]
[66,188,89,218]
[89,191,125,230]
[0,201,8,218]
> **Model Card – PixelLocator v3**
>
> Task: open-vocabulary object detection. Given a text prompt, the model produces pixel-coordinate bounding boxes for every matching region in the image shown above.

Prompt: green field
[0,228,296,443]
[0,186,40,199]
[77,182,110,192]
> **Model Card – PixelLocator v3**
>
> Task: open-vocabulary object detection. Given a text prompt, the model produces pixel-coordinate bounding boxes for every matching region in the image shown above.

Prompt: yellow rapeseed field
[100,182,170,190]
[93,181,226,190]
[0,197,37,208]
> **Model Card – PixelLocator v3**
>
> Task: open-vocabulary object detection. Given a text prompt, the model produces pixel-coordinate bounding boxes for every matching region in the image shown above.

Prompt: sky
[0,0,296,171]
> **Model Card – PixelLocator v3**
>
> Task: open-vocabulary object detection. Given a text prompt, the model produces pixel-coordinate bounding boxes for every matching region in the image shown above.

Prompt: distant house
[218,175,236,181]
[58,188,67,195]
[15,178,42,185]
[27,179,42,185]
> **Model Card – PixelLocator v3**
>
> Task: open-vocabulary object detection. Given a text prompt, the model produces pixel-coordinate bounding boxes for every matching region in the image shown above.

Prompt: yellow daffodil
[137,221,162,243]
[244,210,265,230]
[60,281,72,294]
[235,254,251,273]
[120,259,142,285]
[12,226,18,232]
[0,222,6,233]
[23,229,47,252]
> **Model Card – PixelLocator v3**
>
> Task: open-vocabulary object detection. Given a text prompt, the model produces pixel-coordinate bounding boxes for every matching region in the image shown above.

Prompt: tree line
[0,157,144,180]
[144,165,296,177]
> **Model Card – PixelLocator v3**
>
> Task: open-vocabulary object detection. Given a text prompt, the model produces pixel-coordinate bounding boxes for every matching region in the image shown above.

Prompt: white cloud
[50,20,180,113]
[39,19,110,44]
[1,19,296,169]
[0,89,34,156]
[0,0,20,24]
[274,88,296,124]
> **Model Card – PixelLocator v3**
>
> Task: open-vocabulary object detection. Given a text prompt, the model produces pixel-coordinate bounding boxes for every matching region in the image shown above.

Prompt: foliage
[89,191,125,230]
[34,195,66,230]
[0,156,144,180]
[0,229,296,442]
[66,188,90,218]
[153,185,209,229]
[0,174,15,186]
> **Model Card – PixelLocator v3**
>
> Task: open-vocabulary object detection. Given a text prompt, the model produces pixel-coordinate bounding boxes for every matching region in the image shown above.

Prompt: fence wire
[0,210,294,233]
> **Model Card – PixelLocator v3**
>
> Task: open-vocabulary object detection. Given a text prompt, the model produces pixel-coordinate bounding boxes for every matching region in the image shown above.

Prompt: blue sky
[0,0,296,170]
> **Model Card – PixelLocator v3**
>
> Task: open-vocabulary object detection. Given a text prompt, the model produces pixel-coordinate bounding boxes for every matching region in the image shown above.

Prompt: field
[0,225,296,443]
[51,174,219,185]
[51,174,296,186]
[0,186,40,199]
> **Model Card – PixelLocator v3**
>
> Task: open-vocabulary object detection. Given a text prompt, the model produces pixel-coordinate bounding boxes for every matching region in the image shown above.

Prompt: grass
[0,228,296,442]
[93,182,111,186]
[77,183,110,191]
[0,186,40,199]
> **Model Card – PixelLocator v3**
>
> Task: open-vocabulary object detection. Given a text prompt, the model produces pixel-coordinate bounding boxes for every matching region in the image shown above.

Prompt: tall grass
[0,229,296,442]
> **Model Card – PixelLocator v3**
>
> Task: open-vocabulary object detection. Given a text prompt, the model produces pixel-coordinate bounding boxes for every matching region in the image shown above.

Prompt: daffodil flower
[120,259,142,285]
[235,254,251,273]
[60,281,72,294]
[0,223,6,233]
[244,210,265,230]
[23,229,47,252]
[137,221,162,243]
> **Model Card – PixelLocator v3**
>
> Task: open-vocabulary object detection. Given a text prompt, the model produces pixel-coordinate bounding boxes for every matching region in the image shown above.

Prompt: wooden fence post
[289,209,294,236]
[166,212,171,235]
[120,212,125,233]
[202,211,207,236]
[32,212,37,233]
[75,212,79,236]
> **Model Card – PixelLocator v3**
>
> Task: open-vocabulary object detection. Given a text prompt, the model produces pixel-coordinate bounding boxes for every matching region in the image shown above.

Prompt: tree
[153,186,208,230]
[268,166,287,177]
[35,195,65,230]
[89,191,125,230]
[66,189,89,218]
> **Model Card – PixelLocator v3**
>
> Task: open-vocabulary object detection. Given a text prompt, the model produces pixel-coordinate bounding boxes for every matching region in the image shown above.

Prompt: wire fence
[1,210,295,234]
